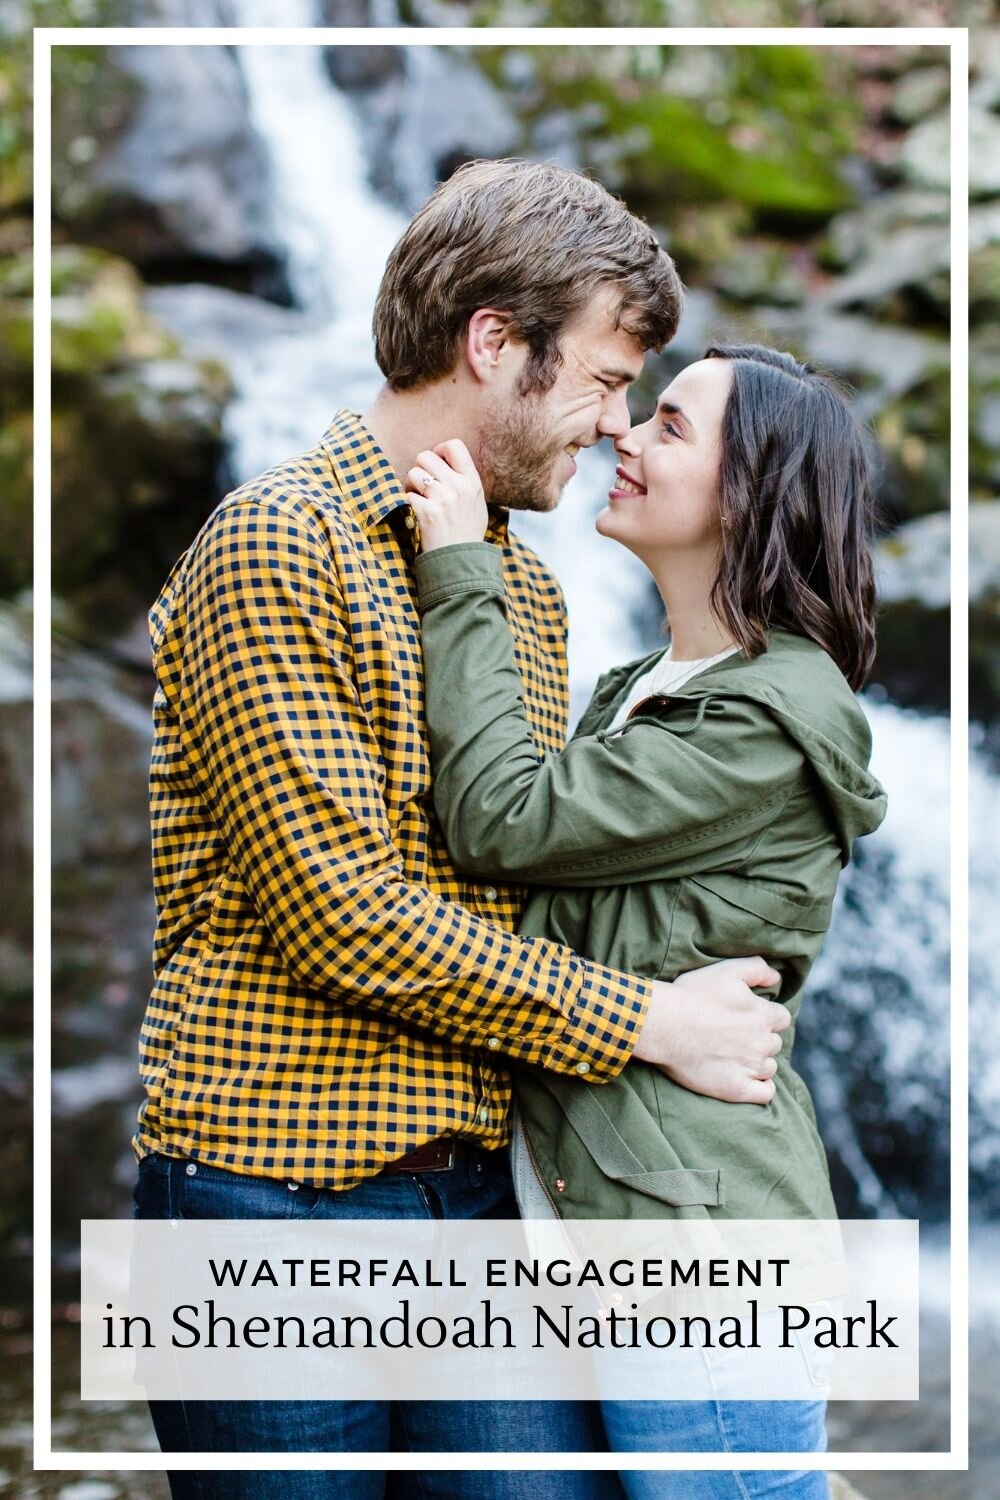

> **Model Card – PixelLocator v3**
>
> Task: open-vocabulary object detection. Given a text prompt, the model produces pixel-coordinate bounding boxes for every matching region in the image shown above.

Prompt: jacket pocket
[686,871,833,933]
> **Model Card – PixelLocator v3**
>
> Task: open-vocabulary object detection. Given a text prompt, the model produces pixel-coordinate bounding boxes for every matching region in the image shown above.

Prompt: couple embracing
[133,159,886,1499]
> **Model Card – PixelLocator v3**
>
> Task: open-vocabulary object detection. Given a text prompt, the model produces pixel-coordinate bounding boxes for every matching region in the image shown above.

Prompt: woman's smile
[609,466,647,500]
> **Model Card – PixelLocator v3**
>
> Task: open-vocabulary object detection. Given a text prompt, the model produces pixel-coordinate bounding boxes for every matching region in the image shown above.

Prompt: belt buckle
[426,1139,456,1172]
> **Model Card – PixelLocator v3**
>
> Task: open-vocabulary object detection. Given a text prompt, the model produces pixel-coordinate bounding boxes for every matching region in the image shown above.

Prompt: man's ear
[465,308,518,385]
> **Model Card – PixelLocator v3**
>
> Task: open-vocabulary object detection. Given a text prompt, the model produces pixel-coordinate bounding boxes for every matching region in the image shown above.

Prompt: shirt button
[185,1163,197,1176]
[287,1182,300,1192]
[404,511,417,530]
[554,1177,567,1193]
[478,1104,490,1124]
[575,1061,591,1076]
[482,887,499,901]
[485,1036,501,1051]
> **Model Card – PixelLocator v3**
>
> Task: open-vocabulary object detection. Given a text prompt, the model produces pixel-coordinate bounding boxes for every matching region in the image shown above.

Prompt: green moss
[971,245,1000,318]
[0,414,32,598]
[474,43,858,232]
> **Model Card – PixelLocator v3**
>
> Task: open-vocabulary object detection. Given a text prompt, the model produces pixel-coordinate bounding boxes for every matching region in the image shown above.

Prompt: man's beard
[476,392,571,512]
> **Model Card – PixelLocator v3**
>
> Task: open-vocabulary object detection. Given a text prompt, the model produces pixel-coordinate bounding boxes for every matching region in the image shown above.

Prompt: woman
[405,344,887,1497]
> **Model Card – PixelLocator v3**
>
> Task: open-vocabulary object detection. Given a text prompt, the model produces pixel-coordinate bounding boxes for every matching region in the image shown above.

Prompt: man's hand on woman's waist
[633,957,787,1106]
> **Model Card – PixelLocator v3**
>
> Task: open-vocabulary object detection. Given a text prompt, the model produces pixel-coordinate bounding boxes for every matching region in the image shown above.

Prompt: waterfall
[218,17,975,1225]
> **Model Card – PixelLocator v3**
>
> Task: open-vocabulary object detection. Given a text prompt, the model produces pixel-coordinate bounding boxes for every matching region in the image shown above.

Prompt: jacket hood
[602,630,888,861]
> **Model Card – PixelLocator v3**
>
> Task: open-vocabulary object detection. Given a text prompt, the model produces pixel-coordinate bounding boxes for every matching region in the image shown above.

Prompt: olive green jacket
[416,542,887,1222]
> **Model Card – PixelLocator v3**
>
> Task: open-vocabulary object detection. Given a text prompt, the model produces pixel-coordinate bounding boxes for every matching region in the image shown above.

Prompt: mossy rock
[872,372,951,522]
[972,243,1000,320]
[476,43,858,232]
[0,413,32,599]
[50,244,180,375]
[0,249,33,600]
[40,247,233,632]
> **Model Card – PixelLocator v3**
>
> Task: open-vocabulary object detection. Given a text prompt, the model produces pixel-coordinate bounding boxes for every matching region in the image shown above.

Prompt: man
[134,160,788,1497]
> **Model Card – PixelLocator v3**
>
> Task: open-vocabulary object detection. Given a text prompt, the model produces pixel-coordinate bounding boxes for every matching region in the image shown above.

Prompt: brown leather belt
[382,1137,465,1174]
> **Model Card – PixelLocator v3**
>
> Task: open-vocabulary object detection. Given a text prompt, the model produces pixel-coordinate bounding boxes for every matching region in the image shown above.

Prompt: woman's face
[595,357,732,561]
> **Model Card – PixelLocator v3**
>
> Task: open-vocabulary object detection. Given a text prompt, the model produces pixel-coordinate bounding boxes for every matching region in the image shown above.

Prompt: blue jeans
[604,1399,829,1500]
[133,1148,624,1500]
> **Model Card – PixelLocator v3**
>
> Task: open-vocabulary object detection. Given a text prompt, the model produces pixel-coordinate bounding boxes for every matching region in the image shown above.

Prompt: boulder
[51,640,154,870]
[144,281,309,361]
[0,604,31,983]
[971,103,1000,200]
[48,246,233,636]
[820,223,949,320]
[876,512,950,611]
[898,110,949,194]
[325,42,520,212]
[51,41,289,299]
[823,188,947,270]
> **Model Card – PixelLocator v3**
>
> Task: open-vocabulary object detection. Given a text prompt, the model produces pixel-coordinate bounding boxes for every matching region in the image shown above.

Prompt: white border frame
[33,22,970,1475]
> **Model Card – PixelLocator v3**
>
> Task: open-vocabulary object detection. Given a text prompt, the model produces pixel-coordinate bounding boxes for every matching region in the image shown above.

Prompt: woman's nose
[614,425,641,458]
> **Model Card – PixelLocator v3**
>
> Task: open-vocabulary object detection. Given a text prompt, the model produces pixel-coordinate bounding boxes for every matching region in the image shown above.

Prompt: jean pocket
[791,1299,838,1392]
[175,1160,322,1221]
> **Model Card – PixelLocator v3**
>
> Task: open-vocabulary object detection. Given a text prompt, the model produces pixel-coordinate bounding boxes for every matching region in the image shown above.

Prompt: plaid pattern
[135,411,649,1189]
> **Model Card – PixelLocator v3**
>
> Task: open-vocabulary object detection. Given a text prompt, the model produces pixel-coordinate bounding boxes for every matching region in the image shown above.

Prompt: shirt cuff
[534,960,652,1082]
[415,542,506,612]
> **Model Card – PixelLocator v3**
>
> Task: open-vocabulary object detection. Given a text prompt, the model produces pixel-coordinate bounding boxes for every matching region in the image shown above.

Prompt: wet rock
[971,206,1000,328]
[829,1479,870,1500]
[321,0,405,93]
[334,44,520,212]
[56,1478,121,1500]
[51,642,153,870]
[144,281,309,361]
[971,104,1000,200]
[820,223,949,320]
[0,253,31,600]
[51,42,289,300]
[876,512,949,611]
[824,188,947,270]
[898,110,949,194]
[48,247,232,636]
[889,64,950,126]
[756,306,947,416]
[970,502,1000,605]
[0,604,32,978]
[712,239,812,307]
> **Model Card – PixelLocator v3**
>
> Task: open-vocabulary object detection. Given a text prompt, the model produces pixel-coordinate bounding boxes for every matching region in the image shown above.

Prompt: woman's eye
[661,420,680,438]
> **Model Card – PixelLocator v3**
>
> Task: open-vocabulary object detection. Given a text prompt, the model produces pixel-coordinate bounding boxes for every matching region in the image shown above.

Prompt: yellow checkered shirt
[135,410,650,1188]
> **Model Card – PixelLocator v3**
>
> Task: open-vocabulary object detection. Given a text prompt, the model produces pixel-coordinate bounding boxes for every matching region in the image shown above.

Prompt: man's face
[476,292,647,512]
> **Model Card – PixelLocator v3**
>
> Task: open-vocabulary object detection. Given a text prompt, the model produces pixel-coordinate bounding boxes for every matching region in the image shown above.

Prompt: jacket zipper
[518,1107,563,1219]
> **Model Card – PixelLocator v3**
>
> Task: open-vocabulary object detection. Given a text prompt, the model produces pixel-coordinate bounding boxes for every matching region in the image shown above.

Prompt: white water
[216,0,408,474]
[214,21,992,1224]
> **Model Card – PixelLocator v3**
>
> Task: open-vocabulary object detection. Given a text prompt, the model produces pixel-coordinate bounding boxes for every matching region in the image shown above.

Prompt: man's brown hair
[373,159,683,393]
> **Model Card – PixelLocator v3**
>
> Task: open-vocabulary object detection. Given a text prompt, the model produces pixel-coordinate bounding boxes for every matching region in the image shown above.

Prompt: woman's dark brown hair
[705,343,878,691]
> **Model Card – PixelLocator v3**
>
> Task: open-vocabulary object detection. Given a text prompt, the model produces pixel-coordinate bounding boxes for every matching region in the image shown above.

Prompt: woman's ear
[464,308,517,385]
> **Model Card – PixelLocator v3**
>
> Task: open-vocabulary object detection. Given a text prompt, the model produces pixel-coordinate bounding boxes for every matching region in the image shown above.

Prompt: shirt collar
[321,408,511,546]
[321,410,408,530]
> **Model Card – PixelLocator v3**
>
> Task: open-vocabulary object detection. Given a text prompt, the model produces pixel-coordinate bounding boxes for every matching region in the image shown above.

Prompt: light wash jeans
[602,1301,833,1500]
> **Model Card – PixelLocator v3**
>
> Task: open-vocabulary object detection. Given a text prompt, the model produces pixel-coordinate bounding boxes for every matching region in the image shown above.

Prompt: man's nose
[597,387,632,440]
